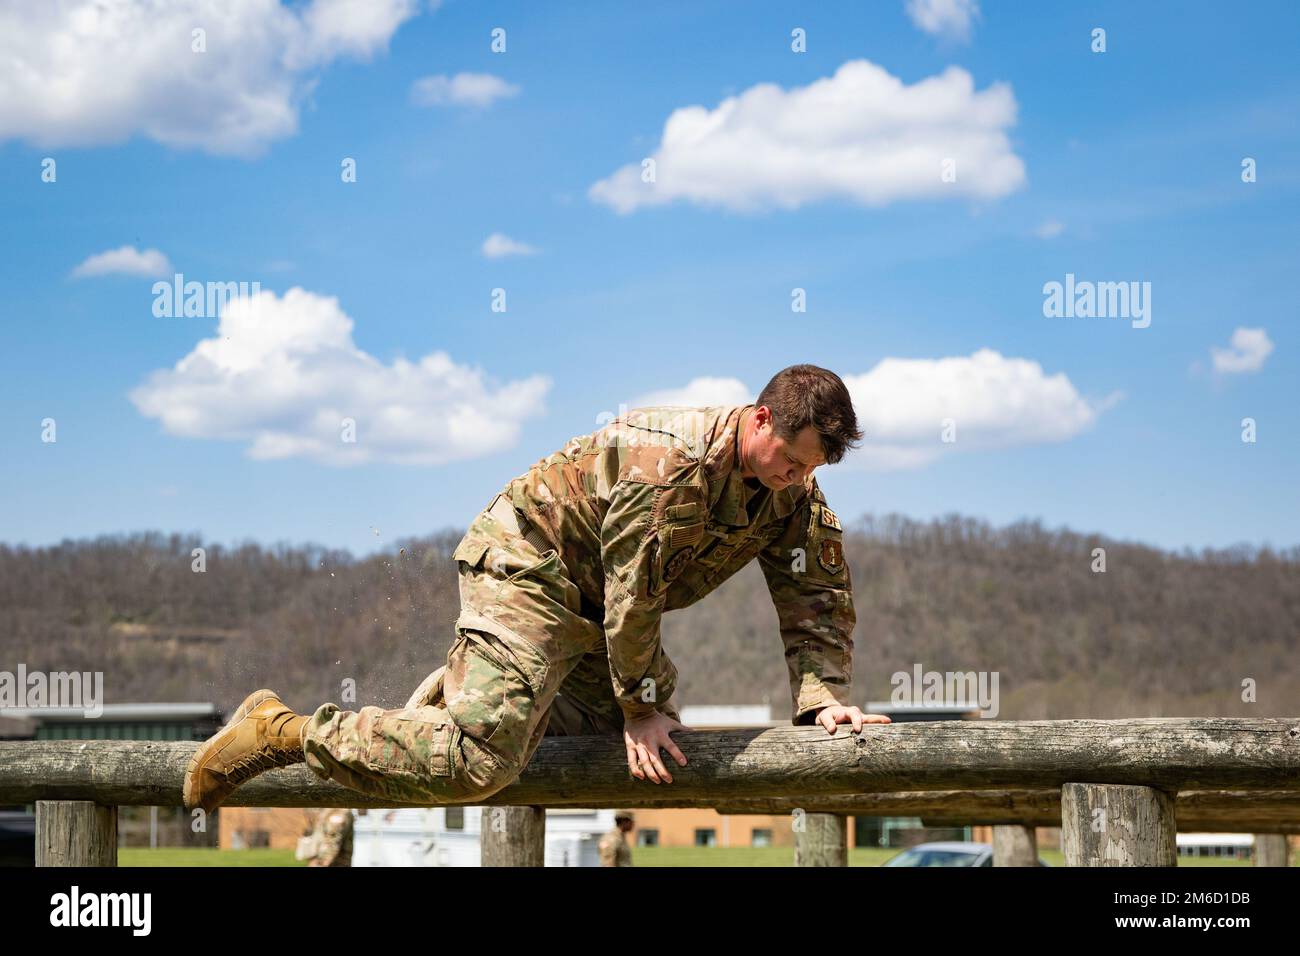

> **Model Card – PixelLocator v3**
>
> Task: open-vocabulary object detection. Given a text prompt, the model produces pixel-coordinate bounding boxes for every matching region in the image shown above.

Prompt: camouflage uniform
[305,808,353,867]
[302,404,854,804]
[598,827,632,867]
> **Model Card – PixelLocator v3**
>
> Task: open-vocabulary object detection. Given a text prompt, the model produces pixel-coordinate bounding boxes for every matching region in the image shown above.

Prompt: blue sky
[1,0,1296,556]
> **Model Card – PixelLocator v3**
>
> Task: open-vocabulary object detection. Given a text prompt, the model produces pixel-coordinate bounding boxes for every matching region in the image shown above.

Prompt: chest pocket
[703,521,782,569]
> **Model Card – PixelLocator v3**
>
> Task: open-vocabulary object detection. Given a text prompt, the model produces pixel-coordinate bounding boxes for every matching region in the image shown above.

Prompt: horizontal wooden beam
[704,789,1300,833]
[2,718,1297,809]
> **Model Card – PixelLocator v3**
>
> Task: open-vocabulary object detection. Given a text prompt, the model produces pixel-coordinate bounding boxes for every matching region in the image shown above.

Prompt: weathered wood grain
[1062,783,1178,866]
[794,812,847,867]
[1253,833,1290,867]
[36,800,117,866]
[2,718,1297,809]
[480,806,546,867]
[991,824,1038,866]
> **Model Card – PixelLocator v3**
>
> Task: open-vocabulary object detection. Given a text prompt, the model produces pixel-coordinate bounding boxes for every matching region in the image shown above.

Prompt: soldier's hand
[815,705,890,735]
[623,711,691,784]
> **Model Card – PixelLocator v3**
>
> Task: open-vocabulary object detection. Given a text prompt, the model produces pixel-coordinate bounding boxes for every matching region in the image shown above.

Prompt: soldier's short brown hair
[755,364,863,465]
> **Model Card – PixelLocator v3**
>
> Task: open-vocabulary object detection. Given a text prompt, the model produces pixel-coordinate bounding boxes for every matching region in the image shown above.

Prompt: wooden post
[1254,833,1289,867]
[795,812,847,866]
[1061,783,1177,867]
[480,806,545,866]
[36,800,117,867]
[992,824,1038,866]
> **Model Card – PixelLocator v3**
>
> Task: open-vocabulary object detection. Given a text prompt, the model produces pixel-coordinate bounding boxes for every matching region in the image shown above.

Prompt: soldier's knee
[451,733,526,800]
[446,633,546,763]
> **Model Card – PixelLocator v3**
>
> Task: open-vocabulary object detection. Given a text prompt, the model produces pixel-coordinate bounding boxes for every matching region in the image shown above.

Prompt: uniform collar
[710,404,799,525]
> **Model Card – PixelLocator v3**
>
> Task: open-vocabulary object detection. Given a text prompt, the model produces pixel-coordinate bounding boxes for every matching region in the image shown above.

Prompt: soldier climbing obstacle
[183,364,891,813]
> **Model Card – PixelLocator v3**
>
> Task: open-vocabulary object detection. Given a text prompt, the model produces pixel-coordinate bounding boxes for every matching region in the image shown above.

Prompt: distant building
[351,806,617,867]
[0,703,223,849]
[0,703,222,742]
[1177,832,1254,860]
[221,806,321,851]
[224,805,622,866]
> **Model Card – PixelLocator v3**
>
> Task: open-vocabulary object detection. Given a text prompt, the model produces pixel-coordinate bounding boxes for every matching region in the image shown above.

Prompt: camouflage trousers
[302,493,677,803]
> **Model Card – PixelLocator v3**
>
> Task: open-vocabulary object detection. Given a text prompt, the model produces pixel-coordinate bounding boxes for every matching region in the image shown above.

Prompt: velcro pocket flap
[452,537,491,570]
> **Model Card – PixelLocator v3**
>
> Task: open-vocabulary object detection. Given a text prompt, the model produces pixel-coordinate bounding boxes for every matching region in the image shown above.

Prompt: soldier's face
[748,408,826,490]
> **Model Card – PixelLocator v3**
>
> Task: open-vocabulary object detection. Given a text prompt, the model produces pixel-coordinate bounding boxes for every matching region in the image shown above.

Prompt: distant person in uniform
[599,810,634,867]
[186,365,891,815]
[297,807,353,867]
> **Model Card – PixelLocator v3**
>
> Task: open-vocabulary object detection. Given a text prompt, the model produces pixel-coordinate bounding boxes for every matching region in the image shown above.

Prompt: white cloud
[71,245,172,278]
[0,0,421,156]
[611,355,1107,471]
[843,349,1111,471]
[1211,327,1274,374]
[906,0,980,42]
[411,73,520,108]
[633,376,753,408]
[481,233,538,259]
[1035,219,1065,239]
[589,59,1024,214]
[129,287,550,466]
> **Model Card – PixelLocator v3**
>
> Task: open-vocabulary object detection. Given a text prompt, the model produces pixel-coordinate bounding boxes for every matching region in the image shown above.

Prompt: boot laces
[226,738,301,782]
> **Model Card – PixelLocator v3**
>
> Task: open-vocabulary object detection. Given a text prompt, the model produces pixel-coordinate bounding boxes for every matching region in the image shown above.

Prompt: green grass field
[117,845,1294,867]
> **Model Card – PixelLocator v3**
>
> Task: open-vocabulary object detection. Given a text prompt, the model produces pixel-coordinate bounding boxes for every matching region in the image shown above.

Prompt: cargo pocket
[445,633,538,764]
[452,536,491,572]
[505,546,560,584]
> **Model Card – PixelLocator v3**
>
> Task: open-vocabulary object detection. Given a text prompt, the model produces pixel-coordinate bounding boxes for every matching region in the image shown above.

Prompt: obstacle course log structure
[2,717,1297,867]
[707,788,1300,834]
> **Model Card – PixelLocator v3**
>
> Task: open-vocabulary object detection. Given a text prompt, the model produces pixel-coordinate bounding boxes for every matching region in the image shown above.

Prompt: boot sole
[183,689,281,812]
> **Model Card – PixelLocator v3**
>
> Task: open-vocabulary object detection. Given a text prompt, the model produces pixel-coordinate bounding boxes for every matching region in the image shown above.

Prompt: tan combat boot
[184,689,309,813]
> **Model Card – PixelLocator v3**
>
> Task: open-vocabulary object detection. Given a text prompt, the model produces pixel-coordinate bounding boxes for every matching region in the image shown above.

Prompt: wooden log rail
[706,788,1300,833]
[2,717,1297,867]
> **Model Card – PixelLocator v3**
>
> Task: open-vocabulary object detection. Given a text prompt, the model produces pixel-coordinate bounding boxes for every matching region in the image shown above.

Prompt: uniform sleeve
[598,832,618,866]
[757,482,855,725]
[601,476,678,721]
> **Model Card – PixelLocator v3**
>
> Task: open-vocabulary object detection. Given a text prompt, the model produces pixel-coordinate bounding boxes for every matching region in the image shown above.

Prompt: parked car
[882,841,1049,867]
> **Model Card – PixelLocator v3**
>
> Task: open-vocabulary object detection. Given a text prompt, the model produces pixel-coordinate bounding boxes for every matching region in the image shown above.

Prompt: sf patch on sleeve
[813,503,845,575]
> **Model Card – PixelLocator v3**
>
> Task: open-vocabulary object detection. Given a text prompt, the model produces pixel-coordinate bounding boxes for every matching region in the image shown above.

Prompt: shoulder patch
[819,505,842,532]
[818,538,845,574]
[664,546,694,580]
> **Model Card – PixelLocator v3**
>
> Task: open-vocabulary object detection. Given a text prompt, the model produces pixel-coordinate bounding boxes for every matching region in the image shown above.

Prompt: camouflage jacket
[495,404,854,724]
[598,827,632,866]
